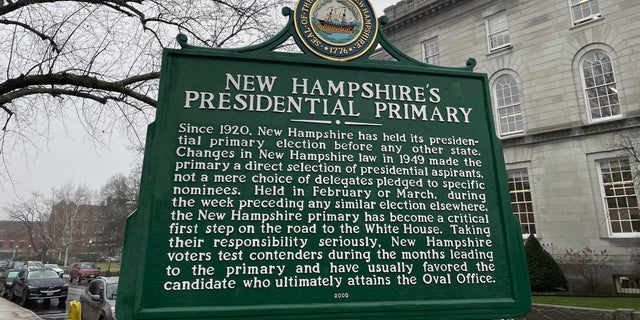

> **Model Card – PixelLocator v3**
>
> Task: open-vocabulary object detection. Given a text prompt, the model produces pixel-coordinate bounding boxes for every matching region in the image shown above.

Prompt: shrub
[524,234,568,291]
[560,247,609,294]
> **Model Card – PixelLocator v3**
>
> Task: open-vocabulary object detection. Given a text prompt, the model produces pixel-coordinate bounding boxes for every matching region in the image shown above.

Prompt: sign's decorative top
[294,0,378,61]
[116,3,531,320]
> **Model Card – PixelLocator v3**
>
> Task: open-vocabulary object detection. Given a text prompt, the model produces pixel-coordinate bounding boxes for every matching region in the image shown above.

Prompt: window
[421,37,440,65]
[570,0,601,25]
[106,283,118,300]
[508,169,536,236]
[581,50,620,121]
[485,11,510,52]
[598,159,640,236]
[616,275,640,294]
[0,240,3,249]
[494,75,523,136]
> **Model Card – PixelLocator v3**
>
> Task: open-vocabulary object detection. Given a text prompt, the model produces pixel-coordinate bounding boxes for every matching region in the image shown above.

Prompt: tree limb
[0,72,159,107]
[0,18,60,52]
[0,0,143,16]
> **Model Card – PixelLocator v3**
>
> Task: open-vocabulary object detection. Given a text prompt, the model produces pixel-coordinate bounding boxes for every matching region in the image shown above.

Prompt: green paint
[117,4,530,320]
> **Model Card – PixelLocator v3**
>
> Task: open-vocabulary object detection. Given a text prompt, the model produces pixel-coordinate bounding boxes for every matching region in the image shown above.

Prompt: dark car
[79,276,118,320]
[0,269,20,297]
[9,268,68,306]
[70,262,101,284]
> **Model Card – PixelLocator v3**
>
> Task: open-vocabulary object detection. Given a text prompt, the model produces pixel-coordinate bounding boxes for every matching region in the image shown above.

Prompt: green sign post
[117,1,531,320]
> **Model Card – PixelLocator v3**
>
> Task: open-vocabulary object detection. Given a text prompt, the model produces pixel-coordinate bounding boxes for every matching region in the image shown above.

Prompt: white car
[44,264,64,278]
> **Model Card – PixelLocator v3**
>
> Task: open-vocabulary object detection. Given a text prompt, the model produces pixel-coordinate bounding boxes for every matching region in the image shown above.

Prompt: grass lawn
[96,262,121,274]
[532,295,640,310]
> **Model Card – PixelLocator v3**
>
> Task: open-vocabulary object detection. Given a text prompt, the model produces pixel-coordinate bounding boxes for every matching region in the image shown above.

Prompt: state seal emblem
[294,0,378,61]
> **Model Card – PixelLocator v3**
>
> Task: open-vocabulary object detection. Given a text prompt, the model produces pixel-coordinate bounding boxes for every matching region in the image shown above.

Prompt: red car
[69,262,101,284]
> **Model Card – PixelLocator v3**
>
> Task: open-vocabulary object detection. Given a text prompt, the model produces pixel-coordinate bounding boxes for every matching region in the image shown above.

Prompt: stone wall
[523,304,640,320]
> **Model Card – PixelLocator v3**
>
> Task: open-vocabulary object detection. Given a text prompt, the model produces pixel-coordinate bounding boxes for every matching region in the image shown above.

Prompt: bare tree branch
[0,0,144,16]
[0,72,160,106]
[6,191,55,261]
[0,0,290,186]
[0,18,60,52]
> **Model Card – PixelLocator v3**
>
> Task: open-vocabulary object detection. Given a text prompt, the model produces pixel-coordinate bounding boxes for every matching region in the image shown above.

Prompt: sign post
[117,1,531,320]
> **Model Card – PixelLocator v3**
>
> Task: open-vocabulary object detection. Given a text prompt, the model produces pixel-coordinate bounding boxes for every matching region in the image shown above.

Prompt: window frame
[569,0,602,26]
[580,50,621,122]
[485,11,511,53]
[493,73,524,136]
[421,36,440,65]
[596,158,640,238]
[507,168,536,238]
[615,275,640,294]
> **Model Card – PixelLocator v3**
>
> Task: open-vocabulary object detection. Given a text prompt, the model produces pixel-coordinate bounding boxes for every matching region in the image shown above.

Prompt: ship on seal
[316,6,355,34]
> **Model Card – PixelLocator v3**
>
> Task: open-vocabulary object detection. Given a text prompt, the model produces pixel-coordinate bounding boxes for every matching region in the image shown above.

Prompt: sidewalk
[0,298,42,320]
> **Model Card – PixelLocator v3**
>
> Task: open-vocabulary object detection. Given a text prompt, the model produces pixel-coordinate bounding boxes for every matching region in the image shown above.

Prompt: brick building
[1,200,128,263]
[48,201,125,261]
[0,221,37,259]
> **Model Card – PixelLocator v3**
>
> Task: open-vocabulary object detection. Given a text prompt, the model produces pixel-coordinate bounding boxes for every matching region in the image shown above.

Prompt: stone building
[379,0,639,294]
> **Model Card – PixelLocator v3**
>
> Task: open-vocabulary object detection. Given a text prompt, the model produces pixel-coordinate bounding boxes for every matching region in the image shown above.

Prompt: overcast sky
[0,0,399,216]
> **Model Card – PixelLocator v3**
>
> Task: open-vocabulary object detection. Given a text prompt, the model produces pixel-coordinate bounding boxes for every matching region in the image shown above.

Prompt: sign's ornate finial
[293,0,378,61]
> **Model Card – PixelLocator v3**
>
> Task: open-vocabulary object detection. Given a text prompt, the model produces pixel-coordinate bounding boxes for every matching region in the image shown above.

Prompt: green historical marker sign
[117,1,531,320]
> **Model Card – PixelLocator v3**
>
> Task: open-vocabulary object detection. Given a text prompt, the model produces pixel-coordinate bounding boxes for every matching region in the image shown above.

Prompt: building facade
[380,0,639,294]
[0,221,38,259]
[49,201,126,261]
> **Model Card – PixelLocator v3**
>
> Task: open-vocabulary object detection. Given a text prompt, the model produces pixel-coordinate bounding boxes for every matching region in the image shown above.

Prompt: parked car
[70,262,101,284]
[44,264,64,278]
[25,261,44,269]
[0,269,20,297]
[9,268,68,306]
[79,276,118,320]
[0,260,8,271]
[6,261,25,270]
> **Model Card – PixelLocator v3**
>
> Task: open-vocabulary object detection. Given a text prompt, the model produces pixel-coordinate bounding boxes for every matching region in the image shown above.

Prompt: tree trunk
[64,247,69,267]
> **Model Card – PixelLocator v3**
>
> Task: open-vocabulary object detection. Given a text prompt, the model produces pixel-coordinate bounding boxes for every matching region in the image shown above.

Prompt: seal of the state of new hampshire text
[294,0,378,61]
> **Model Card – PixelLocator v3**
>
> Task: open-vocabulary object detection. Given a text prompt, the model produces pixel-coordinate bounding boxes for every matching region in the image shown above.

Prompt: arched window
[581,50,620,121]
[494,74,523,136]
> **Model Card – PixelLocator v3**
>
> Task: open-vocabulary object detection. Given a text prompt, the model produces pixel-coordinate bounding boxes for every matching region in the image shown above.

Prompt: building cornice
[502,116,640,148]
[381,0,461,33]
